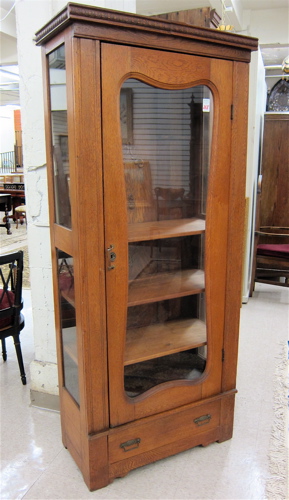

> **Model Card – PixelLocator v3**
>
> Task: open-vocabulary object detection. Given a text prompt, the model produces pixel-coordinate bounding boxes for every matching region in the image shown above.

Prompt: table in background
[0,193,12,234]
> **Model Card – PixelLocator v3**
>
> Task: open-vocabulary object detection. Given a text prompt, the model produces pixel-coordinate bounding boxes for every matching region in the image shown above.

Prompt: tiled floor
[0,229,288,499]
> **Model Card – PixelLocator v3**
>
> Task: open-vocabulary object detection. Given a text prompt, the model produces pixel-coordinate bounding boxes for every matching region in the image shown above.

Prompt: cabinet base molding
[80,391,236,491]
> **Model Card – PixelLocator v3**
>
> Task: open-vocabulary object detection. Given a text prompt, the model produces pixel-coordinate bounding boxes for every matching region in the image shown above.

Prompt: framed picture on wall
[120,88,133,145]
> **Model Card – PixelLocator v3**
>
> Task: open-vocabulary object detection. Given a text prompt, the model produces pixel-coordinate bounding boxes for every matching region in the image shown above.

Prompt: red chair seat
[257,243,289,259]
[0,289,15,328]
[59,273,74,292]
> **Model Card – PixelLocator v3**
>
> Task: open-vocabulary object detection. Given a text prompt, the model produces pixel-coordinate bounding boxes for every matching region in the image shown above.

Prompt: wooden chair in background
[154,187,185,220]
[0,250,26,384]
[250,176,289,294]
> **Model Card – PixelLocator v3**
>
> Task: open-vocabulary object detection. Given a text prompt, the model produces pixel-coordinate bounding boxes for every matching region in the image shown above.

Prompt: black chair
[0,250,26,384]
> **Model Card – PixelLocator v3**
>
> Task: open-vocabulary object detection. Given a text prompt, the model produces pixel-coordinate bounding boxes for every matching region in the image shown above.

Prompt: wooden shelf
[59,268,204,308]
[60,274,75,306]
[63,343,78,365]
[124,318,206,366]
[128,268,204,306]
[61,287,75,307]
[128,218,205,242]
[62,327,78,365]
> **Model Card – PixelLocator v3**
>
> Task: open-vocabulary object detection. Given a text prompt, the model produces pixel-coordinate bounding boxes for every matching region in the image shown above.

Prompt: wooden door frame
[101,43,234,427]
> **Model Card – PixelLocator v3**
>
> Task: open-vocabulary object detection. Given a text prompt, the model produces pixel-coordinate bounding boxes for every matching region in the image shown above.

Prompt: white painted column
[242,49,267,302]
[240,6,288,301]
[15,0,136,404]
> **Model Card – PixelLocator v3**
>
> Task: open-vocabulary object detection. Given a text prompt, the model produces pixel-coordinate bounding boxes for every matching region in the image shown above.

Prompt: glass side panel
[121,79,212,397]
[57,249,79,404]
[49,45,71,228]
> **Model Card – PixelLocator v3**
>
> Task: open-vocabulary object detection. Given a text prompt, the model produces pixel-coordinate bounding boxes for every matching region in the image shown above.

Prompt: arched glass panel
[120,79,213,397]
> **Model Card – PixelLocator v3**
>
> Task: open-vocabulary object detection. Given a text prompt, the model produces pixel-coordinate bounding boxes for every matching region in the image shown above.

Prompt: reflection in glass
[49,45,71,228]
[122,79,213,222]
[121,79,213,397]
[128,235,204,282]
[125,351,206,397]
[57,250,79,404]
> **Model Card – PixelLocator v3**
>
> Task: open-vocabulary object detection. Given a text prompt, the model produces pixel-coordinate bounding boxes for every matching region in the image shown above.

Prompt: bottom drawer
[109,399,221,464]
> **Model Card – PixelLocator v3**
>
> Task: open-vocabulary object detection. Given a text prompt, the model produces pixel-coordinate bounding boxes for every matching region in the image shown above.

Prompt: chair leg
[13,334,26,385]
[1,338,7,362]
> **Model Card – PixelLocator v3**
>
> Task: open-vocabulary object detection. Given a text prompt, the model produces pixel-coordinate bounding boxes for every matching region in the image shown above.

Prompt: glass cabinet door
[121,79,212,397]
[102,44,233,426]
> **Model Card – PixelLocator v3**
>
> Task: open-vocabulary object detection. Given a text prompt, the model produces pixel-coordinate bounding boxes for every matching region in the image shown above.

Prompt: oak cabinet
[36,4,258,491]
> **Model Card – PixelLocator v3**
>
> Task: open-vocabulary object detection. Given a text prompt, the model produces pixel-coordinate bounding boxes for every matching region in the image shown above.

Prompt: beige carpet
[18,246,30,289]
[265,342,289,500]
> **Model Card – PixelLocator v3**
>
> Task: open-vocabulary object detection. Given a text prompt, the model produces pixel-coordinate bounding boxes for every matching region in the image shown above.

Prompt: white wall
[0,105,19,153]
[0,3,17,65]
[240,5,288,300]
[248,8,289,45]
[15,0,136,401]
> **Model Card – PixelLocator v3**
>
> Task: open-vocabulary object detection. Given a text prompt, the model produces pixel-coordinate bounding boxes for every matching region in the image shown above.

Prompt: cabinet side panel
[69,37,108,433]
[61,389,82,461]
[222,61,249,392]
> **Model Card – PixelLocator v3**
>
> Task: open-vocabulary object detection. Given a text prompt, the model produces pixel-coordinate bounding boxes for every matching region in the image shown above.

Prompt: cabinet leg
[218,393,235,443]
[82,434,110,491]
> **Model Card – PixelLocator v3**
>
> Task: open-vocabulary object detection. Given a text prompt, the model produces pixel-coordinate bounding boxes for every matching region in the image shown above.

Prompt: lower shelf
[124,317,206,365]
[62,327,78,364]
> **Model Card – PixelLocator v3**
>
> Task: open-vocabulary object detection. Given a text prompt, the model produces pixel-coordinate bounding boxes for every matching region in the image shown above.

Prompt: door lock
[106,244,116,270]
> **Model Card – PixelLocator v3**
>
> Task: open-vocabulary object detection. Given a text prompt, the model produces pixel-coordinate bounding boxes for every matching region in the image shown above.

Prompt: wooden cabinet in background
[36,4,257,491]
[152,6,221,28]
[260,113,289,229]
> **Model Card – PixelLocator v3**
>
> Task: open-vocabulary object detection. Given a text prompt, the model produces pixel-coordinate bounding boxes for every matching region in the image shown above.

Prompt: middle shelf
[60,268,205,308]
[128,217,206,242]
[128,268,205,306]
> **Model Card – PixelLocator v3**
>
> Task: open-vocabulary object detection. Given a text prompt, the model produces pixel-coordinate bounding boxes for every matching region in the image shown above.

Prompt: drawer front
[109,399,220,464]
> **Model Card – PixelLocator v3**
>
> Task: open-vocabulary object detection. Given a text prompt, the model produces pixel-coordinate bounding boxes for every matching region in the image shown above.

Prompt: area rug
[265,342,289,499]
[18,246,30,289]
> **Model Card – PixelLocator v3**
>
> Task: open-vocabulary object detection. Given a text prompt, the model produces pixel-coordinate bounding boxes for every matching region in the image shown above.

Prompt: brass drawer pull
[120,438,141,452]
[194,414,212,426]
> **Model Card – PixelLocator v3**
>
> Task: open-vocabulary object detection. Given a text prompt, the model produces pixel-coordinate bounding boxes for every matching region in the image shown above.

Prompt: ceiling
[0,0,288,106]
[1,0,288,10]
[1,0,15,7]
